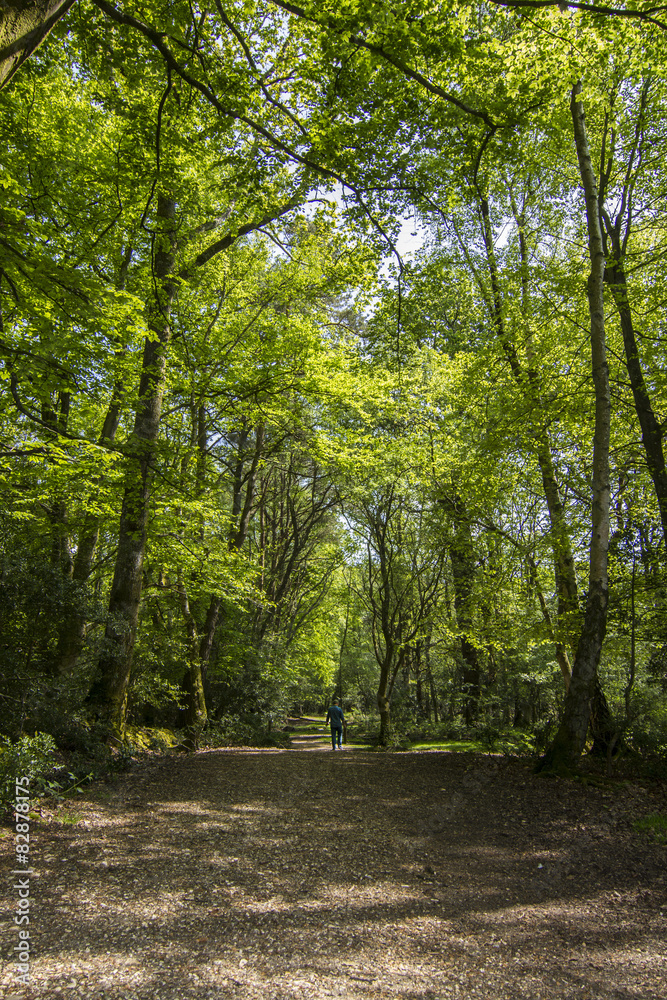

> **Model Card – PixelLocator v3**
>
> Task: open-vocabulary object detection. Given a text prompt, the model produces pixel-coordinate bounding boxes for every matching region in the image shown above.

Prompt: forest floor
[2,733,666,1000]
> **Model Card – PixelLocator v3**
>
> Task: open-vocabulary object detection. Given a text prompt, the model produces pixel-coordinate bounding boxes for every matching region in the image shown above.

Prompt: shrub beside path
[1,747,666,999]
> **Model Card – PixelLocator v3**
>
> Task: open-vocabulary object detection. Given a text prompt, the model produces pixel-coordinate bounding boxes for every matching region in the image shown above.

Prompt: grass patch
[55,808,84,825]
[410,740,490,753]
[409,732,535,755]
[633,813,667,845]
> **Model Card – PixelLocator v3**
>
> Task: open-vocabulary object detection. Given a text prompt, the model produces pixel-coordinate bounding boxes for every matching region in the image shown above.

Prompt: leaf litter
[2,747,666,1000]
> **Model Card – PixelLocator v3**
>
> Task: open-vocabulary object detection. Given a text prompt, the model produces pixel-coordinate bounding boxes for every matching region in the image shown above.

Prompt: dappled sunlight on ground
[2,749,665,999]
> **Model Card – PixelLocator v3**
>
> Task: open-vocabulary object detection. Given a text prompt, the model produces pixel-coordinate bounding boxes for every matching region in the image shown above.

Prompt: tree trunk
[425,631,439,724]
[528,447,616,751]
[526,551,572,688]
[482,181,581,669]
[0,0,73,90]
[93,195,176,742]
[446,500,481,723]
[176,576,208,749]
[172,421,266,737]
[191,422,265,686]
[539,82,611,772]
[377,671,391,744]
[521,208,616,751]
[597,80,667,544]
[55,255,131,676]
[606,261,667,542]
[533,434,580,650]
[198,595,221,676]
[415,640,426,718]
[589,675,617,756]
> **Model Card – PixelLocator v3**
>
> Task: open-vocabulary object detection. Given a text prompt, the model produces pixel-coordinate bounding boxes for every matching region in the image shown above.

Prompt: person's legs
[330,727,337,749]
[337,728,343,748]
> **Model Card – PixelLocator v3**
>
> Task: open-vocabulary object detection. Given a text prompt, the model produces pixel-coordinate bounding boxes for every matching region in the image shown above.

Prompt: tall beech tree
[599,74,667,545]
[538,81,612,771]
[92,191,178,738]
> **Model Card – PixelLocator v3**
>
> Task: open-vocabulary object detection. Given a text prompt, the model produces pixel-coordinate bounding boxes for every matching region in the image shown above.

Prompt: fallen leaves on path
[2,749,666,1000]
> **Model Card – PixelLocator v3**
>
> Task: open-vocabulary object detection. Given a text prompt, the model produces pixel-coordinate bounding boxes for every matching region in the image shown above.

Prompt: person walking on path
[326,699,345,750]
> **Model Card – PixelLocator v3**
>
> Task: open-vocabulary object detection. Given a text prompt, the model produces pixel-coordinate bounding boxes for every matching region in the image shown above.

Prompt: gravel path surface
[2,747,666,999]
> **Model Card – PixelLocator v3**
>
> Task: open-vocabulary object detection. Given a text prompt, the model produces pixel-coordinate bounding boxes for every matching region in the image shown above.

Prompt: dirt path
[286,717,351,752]
[2,749,666,1000]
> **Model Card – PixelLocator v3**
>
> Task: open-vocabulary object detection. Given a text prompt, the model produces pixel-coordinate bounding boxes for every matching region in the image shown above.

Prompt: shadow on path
[4,750,665,1000]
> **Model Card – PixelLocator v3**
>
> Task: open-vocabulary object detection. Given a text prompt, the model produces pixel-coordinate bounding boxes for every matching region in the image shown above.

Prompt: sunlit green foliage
[0,1,666,767]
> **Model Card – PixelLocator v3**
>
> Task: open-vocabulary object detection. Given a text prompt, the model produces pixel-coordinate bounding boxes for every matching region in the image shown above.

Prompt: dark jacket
[326,705,345,728]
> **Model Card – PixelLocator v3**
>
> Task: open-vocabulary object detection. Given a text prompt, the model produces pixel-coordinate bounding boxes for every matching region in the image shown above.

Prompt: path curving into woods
[2,749,666,1000]
[285,716,355,752]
